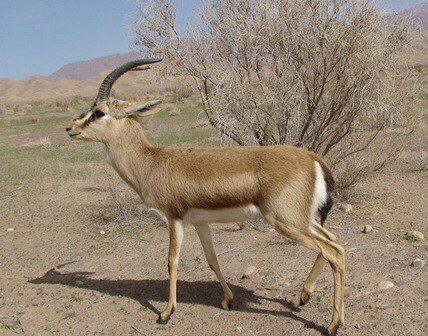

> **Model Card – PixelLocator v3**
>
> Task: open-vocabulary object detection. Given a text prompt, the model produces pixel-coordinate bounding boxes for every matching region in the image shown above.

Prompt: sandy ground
[0,99,427,336]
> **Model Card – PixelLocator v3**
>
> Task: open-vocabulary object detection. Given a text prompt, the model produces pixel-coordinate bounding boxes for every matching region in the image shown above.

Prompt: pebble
[235,326,242,332]
[378,281,395,291]
[75,280,84,286]
[241,266,258,279]
[169,108,180,116]
[362,225,373,233]
[406,231,424,242]
[100,230,106,235]
[339,203,353,213]
[410,258,425,268]
[6,227,15,232]
[52,267,65,275]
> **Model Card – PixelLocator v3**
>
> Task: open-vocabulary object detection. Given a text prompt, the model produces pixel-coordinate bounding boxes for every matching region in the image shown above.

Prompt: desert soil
[0,93,427,335]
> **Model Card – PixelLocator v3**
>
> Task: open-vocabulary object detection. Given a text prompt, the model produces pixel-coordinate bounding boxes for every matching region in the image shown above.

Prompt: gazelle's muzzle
[66,126,81,138]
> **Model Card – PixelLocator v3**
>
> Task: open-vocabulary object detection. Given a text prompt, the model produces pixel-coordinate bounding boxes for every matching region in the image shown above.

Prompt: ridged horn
[96,58,162,102]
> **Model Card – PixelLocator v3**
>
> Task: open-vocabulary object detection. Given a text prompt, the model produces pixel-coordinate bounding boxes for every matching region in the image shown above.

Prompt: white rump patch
[313,161,328,218]
[183,204,262,225]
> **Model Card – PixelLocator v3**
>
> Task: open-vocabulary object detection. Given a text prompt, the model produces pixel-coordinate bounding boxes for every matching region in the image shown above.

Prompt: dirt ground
[1,87,427,335]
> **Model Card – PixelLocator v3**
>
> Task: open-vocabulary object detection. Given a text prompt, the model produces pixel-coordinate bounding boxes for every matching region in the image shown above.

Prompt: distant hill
[0,69,163,104]
[49,51,142,80]
[396,3,428,30]
[0,75,80,103]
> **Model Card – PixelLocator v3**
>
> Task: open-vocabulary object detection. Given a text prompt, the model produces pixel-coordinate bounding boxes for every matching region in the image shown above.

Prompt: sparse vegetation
[63,312,77,320]
[0,322,13,330]
[70,295,83,302]
[405,235,418,243]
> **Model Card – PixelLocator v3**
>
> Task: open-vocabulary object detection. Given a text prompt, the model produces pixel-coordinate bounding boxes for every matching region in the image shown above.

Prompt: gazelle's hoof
[156,314,171,324]
[157,305,175,324]
[299,291,311,306]
[221,298,233,310]
[327,322,341,336]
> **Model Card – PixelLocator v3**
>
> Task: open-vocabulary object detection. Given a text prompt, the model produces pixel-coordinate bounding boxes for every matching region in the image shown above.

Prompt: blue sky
[0,0,423,79]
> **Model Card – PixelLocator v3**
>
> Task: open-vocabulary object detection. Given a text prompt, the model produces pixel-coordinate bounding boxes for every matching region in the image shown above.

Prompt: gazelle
[66,58,345,335]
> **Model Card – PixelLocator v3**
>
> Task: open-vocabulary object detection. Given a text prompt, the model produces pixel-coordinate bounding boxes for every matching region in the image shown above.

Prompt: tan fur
[67,87,344,336]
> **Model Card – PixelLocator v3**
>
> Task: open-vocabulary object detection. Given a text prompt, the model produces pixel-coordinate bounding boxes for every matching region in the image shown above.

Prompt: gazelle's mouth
[68,132,82,139]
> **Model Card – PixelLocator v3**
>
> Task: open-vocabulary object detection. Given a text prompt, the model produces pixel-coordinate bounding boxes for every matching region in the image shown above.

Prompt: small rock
[75,280,84,286]
[241,266,258,279]
[378,281,395,291]
[52,267,64,275]
[27,116,38,124]
[410,258,425,268]
[169,108,180,116]
[355,323,362,329]
[6,227,15,232]
[405,231,425,242]
[100,230,106,235]
[362,225,373,233]
[339,203,353,212]
[235,326,242,332]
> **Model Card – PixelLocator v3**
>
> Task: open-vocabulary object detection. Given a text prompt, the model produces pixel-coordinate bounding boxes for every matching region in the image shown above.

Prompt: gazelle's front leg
[157,219,184,324]
[194,223,234,310]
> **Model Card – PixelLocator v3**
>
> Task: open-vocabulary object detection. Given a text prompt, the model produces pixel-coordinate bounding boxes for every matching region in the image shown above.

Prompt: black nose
[66,127,71,132]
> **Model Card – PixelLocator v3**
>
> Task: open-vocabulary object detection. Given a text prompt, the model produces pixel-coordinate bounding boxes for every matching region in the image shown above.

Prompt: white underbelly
[183,204,262,224]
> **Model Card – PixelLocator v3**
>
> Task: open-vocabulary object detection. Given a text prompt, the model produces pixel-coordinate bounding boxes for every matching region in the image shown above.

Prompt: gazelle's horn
[96,58,162,102]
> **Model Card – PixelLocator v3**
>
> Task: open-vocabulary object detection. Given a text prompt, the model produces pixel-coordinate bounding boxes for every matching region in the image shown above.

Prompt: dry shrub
[0,104,7,117]
[134,0,419,188]
[169,82,193,102]
[98,181,166,229]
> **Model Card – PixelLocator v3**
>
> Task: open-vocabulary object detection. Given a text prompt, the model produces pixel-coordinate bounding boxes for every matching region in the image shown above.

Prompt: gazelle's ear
[125,100,162,117]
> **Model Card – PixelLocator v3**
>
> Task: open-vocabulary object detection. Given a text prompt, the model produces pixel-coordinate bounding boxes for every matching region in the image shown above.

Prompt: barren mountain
[397,2,428,30]
[0,75,80,103]
[49,51,142,81]
[0,69,168,104]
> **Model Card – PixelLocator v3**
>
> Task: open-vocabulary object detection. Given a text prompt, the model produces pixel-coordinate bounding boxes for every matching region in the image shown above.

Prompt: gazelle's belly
[183,204,262,224]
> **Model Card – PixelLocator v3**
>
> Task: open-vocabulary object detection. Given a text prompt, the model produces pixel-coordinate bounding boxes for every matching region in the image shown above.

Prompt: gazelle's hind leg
[300,221,336,306]
[299,254,327,306]
[265,214,345,336]
[194,223,234,310]
[313,222,337,242]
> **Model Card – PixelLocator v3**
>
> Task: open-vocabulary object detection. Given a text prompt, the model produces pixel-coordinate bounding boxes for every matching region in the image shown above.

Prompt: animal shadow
[29,268,327,334]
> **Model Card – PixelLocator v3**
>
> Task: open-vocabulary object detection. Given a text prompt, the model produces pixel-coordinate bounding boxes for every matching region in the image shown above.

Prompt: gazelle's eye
[94,110,105,118]
[88,110,105,123]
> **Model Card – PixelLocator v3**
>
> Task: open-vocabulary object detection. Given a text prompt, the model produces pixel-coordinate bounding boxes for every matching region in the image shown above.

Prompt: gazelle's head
[66,58,162,143]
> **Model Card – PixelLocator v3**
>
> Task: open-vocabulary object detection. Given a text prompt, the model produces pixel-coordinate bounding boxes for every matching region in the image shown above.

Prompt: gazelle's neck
[103,118,154,196]
[105,117,152,148]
